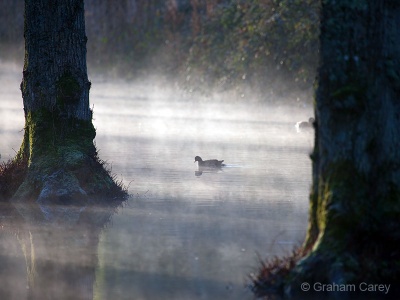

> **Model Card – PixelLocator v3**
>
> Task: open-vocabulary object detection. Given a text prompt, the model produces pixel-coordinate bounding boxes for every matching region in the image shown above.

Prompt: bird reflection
[195,166,224,176]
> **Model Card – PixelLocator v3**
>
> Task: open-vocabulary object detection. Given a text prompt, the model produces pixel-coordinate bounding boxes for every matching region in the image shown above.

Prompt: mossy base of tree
[252,158,400,298]
[252,192,400,299]
[0,109,127,223]
[253,245,400,299]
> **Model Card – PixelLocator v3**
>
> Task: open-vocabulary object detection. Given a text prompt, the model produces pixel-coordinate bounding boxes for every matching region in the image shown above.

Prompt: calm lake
[0,61,313,299]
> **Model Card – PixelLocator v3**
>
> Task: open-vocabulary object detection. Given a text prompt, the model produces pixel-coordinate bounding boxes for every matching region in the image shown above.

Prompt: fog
[1,58,314,299]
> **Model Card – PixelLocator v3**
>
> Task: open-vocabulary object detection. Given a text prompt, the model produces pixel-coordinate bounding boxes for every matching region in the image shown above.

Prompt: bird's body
[295,117,315,133]
[194,156,224,168]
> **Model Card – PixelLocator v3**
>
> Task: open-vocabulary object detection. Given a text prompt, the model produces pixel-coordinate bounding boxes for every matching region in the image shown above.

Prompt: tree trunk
[287,0,400,296]
[10,0,126,222]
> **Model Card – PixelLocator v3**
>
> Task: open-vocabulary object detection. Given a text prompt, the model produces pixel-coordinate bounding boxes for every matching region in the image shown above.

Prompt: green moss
[6,102,129,201]
[17,109,96,170]
[303,185,319,250]
[305,160,368,253]
[311,159,400,255]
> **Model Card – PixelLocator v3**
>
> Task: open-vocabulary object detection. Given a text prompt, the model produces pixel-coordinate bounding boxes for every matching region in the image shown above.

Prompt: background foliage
[0,0,319,100]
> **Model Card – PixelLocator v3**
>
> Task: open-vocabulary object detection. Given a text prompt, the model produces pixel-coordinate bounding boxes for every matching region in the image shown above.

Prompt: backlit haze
[0,57,313,299]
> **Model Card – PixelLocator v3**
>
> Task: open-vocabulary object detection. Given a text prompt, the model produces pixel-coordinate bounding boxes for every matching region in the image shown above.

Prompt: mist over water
[1,60,313,299]
[0,62,24,157]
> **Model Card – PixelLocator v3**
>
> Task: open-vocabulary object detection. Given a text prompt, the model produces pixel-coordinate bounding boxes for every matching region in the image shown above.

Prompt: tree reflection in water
[0,199,123,300]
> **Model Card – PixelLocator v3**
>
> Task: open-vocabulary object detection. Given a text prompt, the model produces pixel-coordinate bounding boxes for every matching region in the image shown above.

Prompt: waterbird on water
[295,117,315,133]
[194,156,225,168]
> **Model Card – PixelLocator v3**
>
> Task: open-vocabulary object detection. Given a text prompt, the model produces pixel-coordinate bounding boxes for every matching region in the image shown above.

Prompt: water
[0,61,313,299]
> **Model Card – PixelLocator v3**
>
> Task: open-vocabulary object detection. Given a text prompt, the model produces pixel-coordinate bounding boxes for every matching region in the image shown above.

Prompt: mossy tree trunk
[287,0,400,295]
[10,0,126,220]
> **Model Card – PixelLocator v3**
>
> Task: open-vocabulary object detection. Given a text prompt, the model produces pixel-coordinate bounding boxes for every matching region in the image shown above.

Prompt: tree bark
[287,0,400,295]
[9,0,126,222]
[21,0,91,119]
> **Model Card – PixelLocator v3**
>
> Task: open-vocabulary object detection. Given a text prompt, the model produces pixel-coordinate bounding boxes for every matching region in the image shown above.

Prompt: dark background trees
[0,0,319,99]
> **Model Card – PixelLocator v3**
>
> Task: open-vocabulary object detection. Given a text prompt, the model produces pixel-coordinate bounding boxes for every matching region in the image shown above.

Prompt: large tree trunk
[287,0,400,295]
[9,0,126,222]
[252,1,400,298]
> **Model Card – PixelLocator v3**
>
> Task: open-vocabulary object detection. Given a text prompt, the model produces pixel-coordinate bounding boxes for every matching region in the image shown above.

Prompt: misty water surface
[0,61,313,299]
